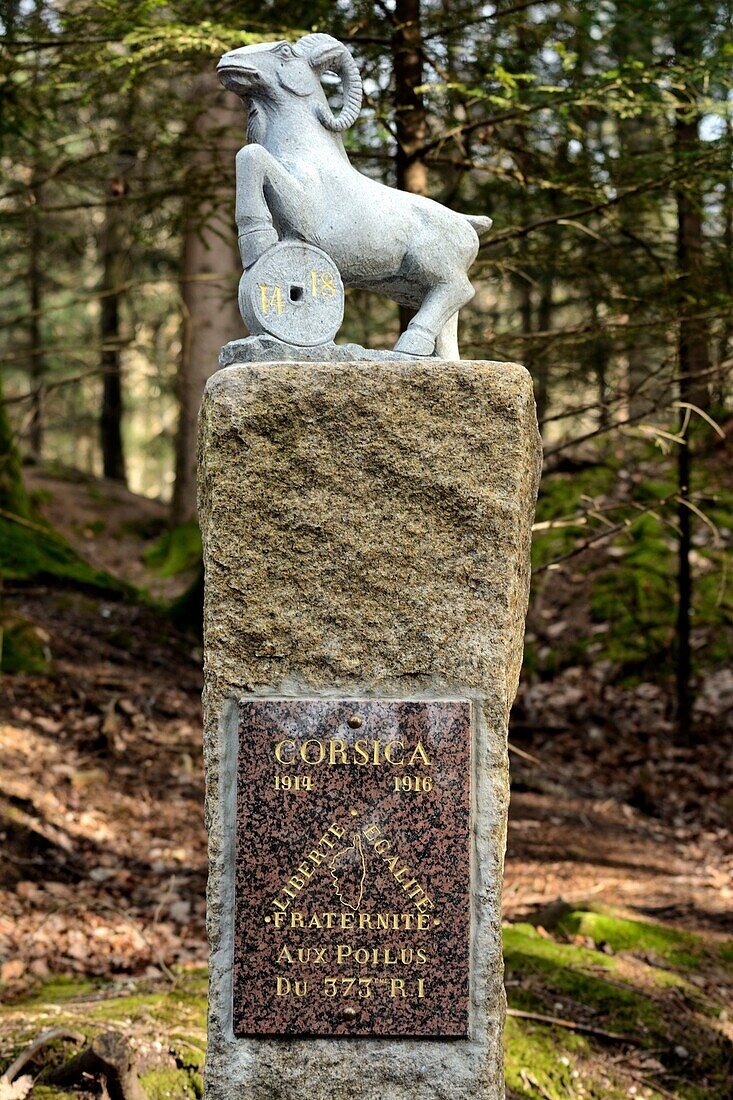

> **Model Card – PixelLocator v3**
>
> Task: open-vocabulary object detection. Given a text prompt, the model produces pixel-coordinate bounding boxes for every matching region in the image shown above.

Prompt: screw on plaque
[347,714,362,729]
[342,1006,358,1021]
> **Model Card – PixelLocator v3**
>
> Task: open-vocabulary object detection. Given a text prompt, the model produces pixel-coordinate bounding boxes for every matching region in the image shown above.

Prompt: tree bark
[674,113,710,743]
[28,172,45,461]
[673,0,711,740]
[590,295,610,428]
[0,374,30,518]
[45,1032,148,1100]
[99,123,136,485]
[172,76,242,523]
[534,273,553,425]
[394,0,427,197]
[716,113,732,398]
[27,1,46,461]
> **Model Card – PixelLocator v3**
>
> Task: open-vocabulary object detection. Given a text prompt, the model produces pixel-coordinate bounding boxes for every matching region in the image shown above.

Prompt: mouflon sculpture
[217,33,492,359]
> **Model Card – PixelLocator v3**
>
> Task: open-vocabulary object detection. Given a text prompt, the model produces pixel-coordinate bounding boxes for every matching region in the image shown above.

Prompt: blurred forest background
[1,3,732,1099]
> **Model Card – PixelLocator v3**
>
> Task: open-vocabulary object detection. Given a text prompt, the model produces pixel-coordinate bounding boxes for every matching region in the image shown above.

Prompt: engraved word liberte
[271,821,435,916]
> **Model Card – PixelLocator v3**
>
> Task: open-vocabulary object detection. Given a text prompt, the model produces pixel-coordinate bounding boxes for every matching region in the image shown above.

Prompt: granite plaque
[233,698,471,1038]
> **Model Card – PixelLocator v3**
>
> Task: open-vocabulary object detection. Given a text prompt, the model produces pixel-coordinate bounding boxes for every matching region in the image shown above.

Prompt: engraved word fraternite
[217,33,492,359]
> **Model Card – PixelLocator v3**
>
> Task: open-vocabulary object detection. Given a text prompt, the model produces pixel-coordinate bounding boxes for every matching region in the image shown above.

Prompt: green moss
[119,515,168,540]
[0,513,131,593]
[31,1089,79,1100]
[1,616,49,672]
[169,1036,206,1069]
[80,983,207,1029]
[26,975,100,1004]
[1,972,209,1097]
[170,971,208,1000]
[141,1064,202,1100]
[17,971,207,1025]
[557,909,711,969]
[504,917,733,1099]
[107,626,135,650]
[143,521,201,577]
[167,564,203,637]
[719,942,733,965]
[504,1015,629,1099]
[504,923,664,1032]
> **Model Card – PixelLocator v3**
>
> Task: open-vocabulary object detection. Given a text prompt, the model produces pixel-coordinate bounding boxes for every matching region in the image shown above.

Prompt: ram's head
[217,33,363,132]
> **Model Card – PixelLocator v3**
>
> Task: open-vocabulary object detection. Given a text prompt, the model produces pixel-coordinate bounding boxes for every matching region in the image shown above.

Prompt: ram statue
[217,33,492,359]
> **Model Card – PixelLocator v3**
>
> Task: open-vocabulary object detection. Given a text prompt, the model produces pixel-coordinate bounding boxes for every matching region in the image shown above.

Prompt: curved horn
[296,33,363,132]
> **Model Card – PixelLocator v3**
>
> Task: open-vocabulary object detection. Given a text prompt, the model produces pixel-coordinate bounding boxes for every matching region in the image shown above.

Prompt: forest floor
[0,469,731,1099]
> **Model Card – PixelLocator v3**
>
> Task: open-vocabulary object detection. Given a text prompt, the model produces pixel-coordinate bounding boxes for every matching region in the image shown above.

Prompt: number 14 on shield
[259,271,336,314]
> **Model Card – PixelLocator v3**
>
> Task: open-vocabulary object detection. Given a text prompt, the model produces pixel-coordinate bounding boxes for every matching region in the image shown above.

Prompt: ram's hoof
[239,226,279,270]
[394,326,436,357]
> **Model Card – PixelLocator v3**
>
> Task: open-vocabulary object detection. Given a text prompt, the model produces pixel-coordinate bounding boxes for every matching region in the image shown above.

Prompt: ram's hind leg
[394,277,474,357]
[435,312,459,360]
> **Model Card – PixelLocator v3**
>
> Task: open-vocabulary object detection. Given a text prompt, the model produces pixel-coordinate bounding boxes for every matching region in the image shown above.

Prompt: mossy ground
[0,514,129,593]
[0,970,208,1098]
[1,909,730,1099]
[504,908,733,1099]
[142,521,202,579]
[0,514,135,672]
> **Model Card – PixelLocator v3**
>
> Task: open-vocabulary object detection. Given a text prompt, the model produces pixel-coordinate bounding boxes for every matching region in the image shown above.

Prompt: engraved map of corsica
[330,833,366,911]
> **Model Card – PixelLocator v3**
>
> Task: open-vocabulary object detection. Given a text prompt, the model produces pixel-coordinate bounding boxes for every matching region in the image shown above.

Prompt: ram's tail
[465,214,493,235]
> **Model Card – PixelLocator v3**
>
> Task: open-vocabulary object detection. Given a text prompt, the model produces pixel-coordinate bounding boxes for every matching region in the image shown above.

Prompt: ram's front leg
[235,145,305,269]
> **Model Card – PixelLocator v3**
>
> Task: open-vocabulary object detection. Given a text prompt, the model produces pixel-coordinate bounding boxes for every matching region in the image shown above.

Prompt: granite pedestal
[198,359,541,1099]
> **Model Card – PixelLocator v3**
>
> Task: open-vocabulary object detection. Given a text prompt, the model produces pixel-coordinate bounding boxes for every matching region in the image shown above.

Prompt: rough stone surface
[199,359,541,1100]
[219,335,428,368]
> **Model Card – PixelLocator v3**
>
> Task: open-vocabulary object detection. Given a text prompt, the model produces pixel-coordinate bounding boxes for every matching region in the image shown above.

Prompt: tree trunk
[99,125,136,485]
[393,0,427,334]
[617,112,658,417]
[171,76,242,523]
[590,295,610,428]
[28,172,45,461]
[674,111,710,743]
[671,0,712,747]
[27,1,46,461]
[534,273,553,425]
[716,114,732,394]
[0,374,30,519]
[1,3,30,518]
[394,0,427,197]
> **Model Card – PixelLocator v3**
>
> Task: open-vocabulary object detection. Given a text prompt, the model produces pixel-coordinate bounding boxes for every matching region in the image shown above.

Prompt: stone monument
[199,32,541,1100]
